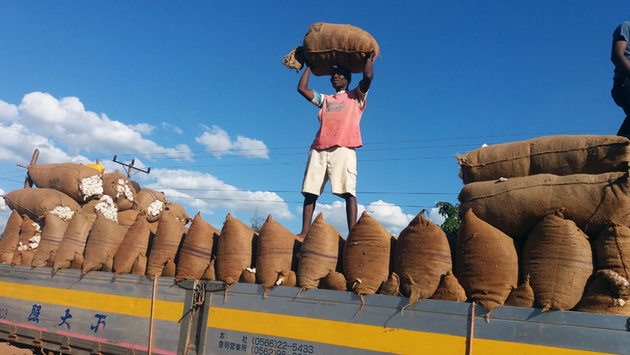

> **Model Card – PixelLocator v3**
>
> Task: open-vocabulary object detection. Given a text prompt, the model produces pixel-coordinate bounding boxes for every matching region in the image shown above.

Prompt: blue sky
[0,1,628,235]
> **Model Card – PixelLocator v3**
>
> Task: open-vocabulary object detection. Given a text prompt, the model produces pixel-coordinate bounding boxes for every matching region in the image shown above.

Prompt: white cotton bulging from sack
[147,200,164,217]
[79,175,104,201]
[115,179,134,201]
[28,235,41,250]
[50,206,75,222]
[17,242,28,252]
[32,222,41,233]
[94,195,118,222]
[247,267,256,273]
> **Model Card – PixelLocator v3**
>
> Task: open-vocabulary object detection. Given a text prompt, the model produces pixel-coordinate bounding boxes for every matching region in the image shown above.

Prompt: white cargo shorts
[301,146,357,197]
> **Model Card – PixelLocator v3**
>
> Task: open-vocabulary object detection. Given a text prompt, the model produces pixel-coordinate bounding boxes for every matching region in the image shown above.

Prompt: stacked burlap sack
[282,22,379,76]
[457,135,630,315]
[0,162,193,278]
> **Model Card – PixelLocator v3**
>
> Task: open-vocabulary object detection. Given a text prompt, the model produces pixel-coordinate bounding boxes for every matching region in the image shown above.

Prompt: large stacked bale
[11,216,40,266]
[282,22,379,76]
[430,271,467,302]
[215,214,256,286]
[455,209,518,313]
[82,211,127,273]
[457,135,630,184]
[135,188,167,222]
[504,275,535,308]
[102,172,135,211]
[28,163,103,202]
[175,213,218,282]
[3,188,80,222]
[343,212,391,298]
[146,209,187,279]
[459,171,630,240]
[53,212,93,271]
[574,269,630,315]
[32,211,71,267]
[522,212,592,311]
[113,213,153,276]
[297,213,343,290]
[117,209,140,231]
[593,224,630,279]
[0,210,22,263]
[394,210,452,307]
[256,215,298,293]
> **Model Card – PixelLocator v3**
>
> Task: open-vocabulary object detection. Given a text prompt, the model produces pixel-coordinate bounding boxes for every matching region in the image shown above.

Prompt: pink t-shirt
[310,88,366,150]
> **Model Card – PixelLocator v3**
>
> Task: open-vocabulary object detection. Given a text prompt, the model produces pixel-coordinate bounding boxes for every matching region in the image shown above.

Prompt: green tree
[435,201,460,254]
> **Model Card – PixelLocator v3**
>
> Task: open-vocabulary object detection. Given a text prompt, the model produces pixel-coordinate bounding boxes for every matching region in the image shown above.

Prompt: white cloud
[305,199,417,236]
[0,123,86,164]
[144,168,292,220]
[130,123,155,135]
[196,125,269,159]
[161,122,183,134]
[0,100,18,121]
[365,200,415,234]
[0,92,192,162]
[429,207,447,226]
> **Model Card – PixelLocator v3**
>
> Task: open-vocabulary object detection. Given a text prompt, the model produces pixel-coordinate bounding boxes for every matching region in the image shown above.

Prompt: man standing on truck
[611,21,630,138]
[296,53,374,239]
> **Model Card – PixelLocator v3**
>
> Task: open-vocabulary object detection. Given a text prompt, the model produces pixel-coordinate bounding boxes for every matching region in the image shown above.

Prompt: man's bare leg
[343,193,357,234]
[297,193,318,240]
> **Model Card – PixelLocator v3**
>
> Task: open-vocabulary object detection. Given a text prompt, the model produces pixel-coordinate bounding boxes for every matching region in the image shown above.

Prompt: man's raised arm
[298,66,315,101]
[357,52,374,100]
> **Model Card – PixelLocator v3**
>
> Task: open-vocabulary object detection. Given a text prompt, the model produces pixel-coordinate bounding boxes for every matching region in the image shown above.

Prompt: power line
[109,128,614,158]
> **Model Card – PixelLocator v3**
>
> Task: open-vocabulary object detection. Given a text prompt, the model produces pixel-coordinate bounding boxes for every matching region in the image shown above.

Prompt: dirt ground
[0,342,34,355]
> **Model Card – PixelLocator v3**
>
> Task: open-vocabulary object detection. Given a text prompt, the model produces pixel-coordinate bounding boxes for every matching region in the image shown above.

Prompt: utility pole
[112,155,151,178]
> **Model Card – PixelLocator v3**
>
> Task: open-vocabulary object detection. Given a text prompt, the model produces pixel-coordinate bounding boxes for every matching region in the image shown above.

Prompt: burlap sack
[164,202,191,225]
[32,213,70,267]
[0,210,22,263]
[53,212,93,272]
[256,215,299,292]
[394,210,452,306]
[240,268,257,284]
[458,171,630,240]
[202,259,216,281]
[117,209,140,230]
[297,213,343,290]
[3,188,80,222]
[82,212,127,273]
[216,214,256,286]
[457,135,630,184]
[282,22,380,76]
[146,209,187,279]
[343,212,391,296]
[594,224,630,280]
[113,213,152,276]
[504,275,535,308]
[377,272,400,296]
[455,209,518,313]
[320,270,347,291]
[135,188,167,222]
[430,271,468,302]
[102,172,135,211]
[11,216,39,265]
[574,269,630,315]
[131,254,148,275]
[523,212,592,311]
[175,213,218,282]
[28,163,103,202]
